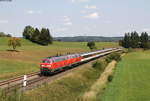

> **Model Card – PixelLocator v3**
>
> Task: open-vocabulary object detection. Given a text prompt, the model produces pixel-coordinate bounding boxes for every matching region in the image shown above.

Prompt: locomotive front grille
[41,68,50,71]
[40,68,52,75]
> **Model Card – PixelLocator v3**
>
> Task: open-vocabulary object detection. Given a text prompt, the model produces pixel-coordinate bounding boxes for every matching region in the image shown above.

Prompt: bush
[87,41,97,50]
[105,57,111,63]
[144,42,150,50]
[92,61,101,70]
[108,75,113,82]
[127,48,135,53]
[8,37,21,50]
[92,60,106,71]
[105,53,121,63]
[0,89,25,101]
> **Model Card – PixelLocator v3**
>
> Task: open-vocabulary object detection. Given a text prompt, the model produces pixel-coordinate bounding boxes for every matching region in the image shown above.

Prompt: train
[40,48,121,75]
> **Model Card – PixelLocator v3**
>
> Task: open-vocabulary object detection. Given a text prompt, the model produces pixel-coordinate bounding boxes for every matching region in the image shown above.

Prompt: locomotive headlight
[41,65,45,67]
[47,65,51,67]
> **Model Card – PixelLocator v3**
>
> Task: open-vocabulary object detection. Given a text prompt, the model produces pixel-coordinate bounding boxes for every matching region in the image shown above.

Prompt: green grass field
[0,37,118,80]
[101,50,150,101]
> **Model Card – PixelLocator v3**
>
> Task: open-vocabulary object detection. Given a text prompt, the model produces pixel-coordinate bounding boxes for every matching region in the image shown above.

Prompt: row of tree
[23,26,53,45]
[0,32,11,37]
[119,31,150,49]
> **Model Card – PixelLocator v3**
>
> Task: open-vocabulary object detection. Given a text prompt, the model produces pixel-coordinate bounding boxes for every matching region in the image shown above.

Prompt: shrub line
[82,60,117,101]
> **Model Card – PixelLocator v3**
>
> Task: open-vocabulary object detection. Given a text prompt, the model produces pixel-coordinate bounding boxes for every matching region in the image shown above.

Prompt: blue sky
[0,0,150,37]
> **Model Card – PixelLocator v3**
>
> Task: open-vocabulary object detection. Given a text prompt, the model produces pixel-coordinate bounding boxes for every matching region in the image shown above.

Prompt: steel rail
[0,71,39,86]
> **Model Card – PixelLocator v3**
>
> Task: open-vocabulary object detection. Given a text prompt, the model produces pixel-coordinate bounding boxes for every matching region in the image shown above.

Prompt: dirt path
[82,61,117,101]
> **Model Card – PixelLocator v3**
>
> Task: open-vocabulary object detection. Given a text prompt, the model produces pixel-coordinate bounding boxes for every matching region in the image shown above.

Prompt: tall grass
[105,52,121,63]
[25,62,105,101]
[82,61,117,101]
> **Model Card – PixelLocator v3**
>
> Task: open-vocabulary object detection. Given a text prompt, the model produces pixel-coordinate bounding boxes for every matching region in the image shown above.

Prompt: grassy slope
[0,37,118,80]
[101,50,150,101]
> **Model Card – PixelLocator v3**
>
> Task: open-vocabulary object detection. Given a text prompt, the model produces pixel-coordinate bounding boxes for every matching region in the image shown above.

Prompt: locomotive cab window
[53,57,66,62]
[43,59,51,63]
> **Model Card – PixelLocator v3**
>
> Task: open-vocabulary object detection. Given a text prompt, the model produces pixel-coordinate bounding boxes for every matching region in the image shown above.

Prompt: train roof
[45,54,81,60]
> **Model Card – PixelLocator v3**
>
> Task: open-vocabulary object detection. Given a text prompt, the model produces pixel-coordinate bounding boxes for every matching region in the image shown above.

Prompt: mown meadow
[100,50,150,101]
[0,37,118,80]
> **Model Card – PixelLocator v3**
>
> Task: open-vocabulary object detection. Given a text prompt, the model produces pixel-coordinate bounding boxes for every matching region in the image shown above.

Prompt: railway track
[0,72,39,87]
[0,48,123,94]
[0,71,41,93]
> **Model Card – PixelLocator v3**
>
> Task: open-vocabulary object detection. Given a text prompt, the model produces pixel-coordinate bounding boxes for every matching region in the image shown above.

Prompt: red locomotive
[40,54,83,75]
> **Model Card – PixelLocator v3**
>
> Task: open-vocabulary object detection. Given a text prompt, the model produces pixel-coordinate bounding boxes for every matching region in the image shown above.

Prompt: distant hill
[54,36,123,42]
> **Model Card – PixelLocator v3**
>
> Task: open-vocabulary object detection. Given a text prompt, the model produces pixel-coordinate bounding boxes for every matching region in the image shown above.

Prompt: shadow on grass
[6,49,20,52]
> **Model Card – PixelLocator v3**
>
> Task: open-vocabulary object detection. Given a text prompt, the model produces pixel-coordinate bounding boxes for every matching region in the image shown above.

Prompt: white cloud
[64,16,70,22]
[84,12,99,19]
[0,20,8,24]
[81,10,87,14]
[71,0,90,3]
[143,28,150,32]
[84,26,91,31]
[64,22,72,26]
[85,5,97,9]
[71,0,75,2]
[63,16,72,26]
[52,28,68,33]
[64,16,69,18]
[37,10,42,14]
[27,10,42,14]
[27,10,34,14]
[104,20,112,24]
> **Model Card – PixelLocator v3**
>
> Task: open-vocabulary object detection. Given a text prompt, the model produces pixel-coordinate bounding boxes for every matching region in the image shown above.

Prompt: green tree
[47,28,53,44]
[31,28,40,43]
[8,37,21,50]
[140,32,149,48]
[0,32,11,37]
[119,40,123,46]
[130,31,140,48]
[121,33,131,48]
[39,28,48,45]
[23,26,35,40]
[0,32,6,37]
[120,31,149,49]
[6,34,12,37]
[145,42,150,49]
[38,28,53,45]
[87,41,97,50]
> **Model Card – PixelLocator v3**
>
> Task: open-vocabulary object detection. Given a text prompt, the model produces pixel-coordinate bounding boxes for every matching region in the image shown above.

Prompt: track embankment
[82,61,117,101]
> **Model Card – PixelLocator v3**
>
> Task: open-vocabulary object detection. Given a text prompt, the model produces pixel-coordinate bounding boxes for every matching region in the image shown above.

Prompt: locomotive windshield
[42,59,51,63]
